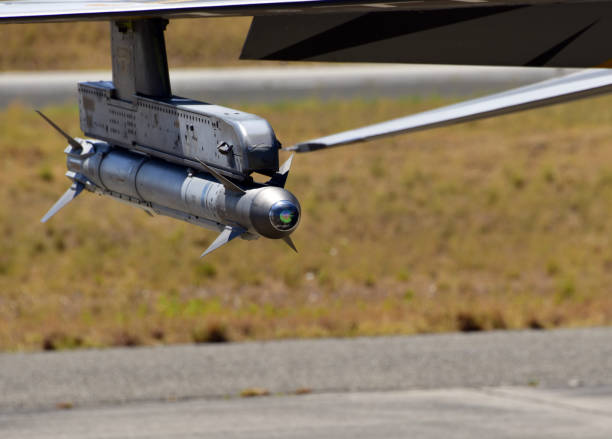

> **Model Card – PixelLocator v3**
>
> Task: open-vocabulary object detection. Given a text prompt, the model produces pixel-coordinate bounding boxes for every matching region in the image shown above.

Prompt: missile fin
[41,181,84,223]
[279,153,294,176]
[35,110,83,151]
[282,235,298,253]
[201,226,245,258]
[195,158,245,194]
[266,154,294,188]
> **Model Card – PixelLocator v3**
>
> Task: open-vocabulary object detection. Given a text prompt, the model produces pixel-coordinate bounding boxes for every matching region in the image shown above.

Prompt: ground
[1,95,612,350]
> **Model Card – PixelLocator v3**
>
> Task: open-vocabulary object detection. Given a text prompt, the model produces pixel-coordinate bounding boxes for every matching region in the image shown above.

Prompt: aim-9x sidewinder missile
[37,111,300,257]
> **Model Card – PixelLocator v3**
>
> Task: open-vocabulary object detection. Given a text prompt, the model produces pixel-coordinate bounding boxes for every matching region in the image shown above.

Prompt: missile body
[55,138,300,254]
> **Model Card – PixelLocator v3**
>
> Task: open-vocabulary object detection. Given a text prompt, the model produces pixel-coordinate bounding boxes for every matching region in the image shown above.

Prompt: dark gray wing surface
[3,0,612,68]
[287,69,612,153]
[242,2,612,68]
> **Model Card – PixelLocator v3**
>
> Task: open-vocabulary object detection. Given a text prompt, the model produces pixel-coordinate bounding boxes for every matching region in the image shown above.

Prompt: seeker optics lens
[269,200,299,231]
[279,211,293,224]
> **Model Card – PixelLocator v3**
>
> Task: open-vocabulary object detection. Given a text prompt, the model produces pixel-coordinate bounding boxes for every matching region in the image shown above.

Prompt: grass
[0,18,275,71]
[1,94,612,351]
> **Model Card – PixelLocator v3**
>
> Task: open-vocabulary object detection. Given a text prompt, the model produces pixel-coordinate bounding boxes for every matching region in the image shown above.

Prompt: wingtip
[40,212,53,224]
[284,143,326,153]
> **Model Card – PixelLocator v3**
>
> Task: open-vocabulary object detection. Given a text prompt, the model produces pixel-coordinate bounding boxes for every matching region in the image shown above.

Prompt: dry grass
[240,388,270,397]
[0,17,261,71]
[1,95,612,351]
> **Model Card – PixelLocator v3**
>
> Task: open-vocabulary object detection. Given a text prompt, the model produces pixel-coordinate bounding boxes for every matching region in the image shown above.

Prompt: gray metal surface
[0,0,592,23]
[3,1,612,70]
[44,137,300,253]
[289,68,612,152]
[0,66,577,108]
[78,81,279,179]
[40,181,84,223]
[2,387,612,439]
[242,3,612,68]
[78,16,281,182]
[1,328,611,413]
[200,225,245,257]
[111,19,172,100]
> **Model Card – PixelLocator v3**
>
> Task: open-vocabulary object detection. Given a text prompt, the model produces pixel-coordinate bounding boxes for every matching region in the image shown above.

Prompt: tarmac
[0,66,609,437]
[1,328,611,438]
[0,65,577,107]
[3,387,612,439]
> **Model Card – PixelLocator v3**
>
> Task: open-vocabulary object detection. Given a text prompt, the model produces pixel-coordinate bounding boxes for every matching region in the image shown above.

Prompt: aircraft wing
[0,0,570,22]
[0,0,606,21]
[2,0,612,68]
[241,2,612,67]
[287,68,612,152]
[0,0,316,22]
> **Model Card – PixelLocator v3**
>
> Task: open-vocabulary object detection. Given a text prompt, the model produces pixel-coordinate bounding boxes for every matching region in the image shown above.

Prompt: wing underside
[2,0,612,68]
[0,0,607,22]
[242,2,612,68]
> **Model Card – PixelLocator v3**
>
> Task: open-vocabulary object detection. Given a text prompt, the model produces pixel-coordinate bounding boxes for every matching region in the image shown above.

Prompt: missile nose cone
[269,200,300,232]
[250,187,301,239]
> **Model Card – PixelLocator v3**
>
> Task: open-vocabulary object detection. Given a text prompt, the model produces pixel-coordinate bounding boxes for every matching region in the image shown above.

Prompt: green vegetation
[1,95,612,351]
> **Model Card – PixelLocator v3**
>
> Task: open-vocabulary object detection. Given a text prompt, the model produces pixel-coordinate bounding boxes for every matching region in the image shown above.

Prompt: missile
[38,112,300,257]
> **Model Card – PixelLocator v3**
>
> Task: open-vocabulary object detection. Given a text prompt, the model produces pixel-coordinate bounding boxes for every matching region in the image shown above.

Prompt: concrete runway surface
[0,65,577,107]
[0,65,607,437]
[1,328,611,438]
[2,387,612,439]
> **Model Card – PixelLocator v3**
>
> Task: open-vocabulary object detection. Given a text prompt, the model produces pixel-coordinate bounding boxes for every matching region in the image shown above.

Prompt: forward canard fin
[200,226,246,258]
[41,181,84,223]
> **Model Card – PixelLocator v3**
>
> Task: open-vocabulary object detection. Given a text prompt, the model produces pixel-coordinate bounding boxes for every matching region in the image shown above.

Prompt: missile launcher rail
[78,82,280,181]
[37,19,302,256]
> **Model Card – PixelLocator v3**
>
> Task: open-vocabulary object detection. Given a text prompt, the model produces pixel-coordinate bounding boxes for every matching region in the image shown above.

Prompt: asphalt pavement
[1,327,612,438]
[1,65,608,438]
[0,65,577,107]
[2,387,612,439]
[2,327,612,412]
[3,327,612,410]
